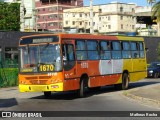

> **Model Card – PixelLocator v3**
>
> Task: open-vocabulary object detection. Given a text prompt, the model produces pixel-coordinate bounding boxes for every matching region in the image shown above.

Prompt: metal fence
[0,59,18,87]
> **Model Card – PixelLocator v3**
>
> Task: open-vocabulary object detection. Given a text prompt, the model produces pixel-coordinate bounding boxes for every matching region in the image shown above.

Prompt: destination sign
[20,36,59,45]
[33,38,53,43]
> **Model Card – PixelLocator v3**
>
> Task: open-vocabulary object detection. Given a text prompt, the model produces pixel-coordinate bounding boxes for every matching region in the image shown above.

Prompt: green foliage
[0,2,20,31]
[152,1,160,22]
[157,42,160,60]
[0,68,18,87]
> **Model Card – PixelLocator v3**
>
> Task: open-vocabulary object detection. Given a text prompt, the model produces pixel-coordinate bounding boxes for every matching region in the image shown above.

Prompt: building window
[120,16,123,20]
[108,16,110,20]
[79,13,82,17]
[120,7,123,12]
[48,8,52,11]
[132,25,134,29]
[49,23,54,26]
[43,8,45,11]
[108,25,111,29]
[66,21,68,25]
[121,24,123,29]
[73,21,75,25]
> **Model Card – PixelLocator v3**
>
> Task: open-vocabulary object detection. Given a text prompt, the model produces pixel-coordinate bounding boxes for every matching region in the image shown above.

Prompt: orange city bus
[18,33,147,97]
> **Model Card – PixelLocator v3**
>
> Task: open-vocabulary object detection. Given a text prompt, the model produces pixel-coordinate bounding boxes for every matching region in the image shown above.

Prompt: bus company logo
[2,112,11,117]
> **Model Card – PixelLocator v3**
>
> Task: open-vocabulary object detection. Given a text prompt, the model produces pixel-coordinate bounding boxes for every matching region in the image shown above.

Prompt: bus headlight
[149,70,153,73]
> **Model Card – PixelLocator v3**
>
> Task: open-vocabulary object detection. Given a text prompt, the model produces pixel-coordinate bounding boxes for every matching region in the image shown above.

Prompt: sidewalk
[123,83,160,108]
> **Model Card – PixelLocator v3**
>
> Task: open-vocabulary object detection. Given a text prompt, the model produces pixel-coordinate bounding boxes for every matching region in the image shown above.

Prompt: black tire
[44,91,51,98]
[79,79,85,97]
[78,77,88,98]
[122,73,129,90]
[114,73,129,90]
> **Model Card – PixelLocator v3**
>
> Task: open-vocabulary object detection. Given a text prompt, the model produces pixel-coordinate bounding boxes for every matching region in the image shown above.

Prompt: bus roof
[20,33,144,42]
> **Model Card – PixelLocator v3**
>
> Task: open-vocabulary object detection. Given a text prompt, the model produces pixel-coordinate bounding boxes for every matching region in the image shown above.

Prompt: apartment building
[63,6,100,33]
[63,2,137,34]
[35,0,83,32]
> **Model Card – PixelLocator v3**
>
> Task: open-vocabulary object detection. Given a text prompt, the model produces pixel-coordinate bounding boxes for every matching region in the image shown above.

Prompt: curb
[123,85,160,108]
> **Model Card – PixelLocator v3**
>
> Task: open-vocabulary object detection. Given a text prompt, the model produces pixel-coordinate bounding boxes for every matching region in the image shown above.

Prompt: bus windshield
[20,44,62,73]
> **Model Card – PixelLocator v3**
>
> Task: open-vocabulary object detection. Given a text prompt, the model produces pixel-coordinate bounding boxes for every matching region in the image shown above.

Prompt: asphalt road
[0,78,160,120]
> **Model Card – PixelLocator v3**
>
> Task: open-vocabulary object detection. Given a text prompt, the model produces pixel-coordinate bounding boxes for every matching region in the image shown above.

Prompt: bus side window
[66,44,75,61]
[62,44,67,61]
[111,41,122,59]
[100,41,111,60]
[131,42,139,58]
[76,40,87,60]
[122,41,131,59]
[87,40,100,60]
[139,42,145,58]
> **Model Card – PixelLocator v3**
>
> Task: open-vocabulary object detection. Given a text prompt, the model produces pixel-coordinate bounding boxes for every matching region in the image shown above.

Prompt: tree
[152,1,160,35]
[147,0,156,6]
[0,2,20,31]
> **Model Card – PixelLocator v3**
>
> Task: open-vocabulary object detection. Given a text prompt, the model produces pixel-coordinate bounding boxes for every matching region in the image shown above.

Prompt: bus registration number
[39,64,54,72]
[81,62,88,68]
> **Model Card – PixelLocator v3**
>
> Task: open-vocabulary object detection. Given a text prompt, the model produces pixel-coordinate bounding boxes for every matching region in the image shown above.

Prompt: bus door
[62,40,77,79]
[131,42,146,72]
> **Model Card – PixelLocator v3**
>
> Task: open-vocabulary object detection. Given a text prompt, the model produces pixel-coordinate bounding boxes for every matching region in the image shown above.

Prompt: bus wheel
[78,77,88,98]
[44,91,51,98]
[122,73,129,90]
[79,79,85,97]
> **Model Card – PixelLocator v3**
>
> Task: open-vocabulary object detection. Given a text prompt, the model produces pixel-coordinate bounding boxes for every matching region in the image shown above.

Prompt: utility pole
[56,0,59,33]
[90,0,94,34]
[20,0,25,31]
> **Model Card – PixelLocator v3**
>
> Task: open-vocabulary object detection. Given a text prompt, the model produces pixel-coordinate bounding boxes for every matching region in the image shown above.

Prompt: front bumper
[19,83,63,92]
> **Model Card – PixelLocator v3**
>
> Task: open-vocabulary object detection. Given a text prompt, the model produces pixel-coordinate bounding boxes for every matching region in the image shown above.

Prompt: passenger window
[67,44,75,61]
[122,41,131,59]
[131,42,139,58]
[139,42,144,58]
[76,40,87,60]
[76,40,86,50]
[100,41,111,60]
[111,41,121,59]
[87,41,100,60]
[87,41,98,50]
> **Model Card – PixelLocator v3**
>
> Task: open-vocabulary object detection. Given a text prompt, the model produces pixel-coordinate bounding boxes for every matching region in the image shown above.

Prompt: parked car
[147,62,160,78]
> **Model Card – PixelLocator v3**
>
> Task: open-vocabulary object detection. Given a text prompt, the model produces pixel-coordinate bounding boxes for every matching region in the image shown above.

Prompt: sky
[83,0,155,6]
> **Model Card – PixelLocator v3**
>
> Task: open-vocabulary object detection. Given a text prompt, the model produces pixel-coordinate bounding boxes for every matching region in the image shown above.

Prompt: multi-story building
[63,2,137,34]
[63,6,100,33]
[35,0,83,32]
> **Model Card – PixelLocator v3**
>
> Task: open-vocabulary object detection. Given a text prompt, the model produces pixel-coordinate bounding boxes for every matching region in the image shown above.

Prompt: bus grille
[25,76,52,85]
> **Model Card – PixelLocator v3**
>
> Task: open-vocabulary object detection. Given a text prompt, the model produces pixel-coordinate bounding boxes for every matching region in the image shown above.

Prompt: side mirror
[145,48,149,52]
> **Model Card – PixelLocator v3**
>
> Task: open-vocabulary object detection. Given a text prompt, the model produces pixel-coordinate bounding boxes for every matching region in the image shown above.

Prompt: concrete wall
[144,36,160,63]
